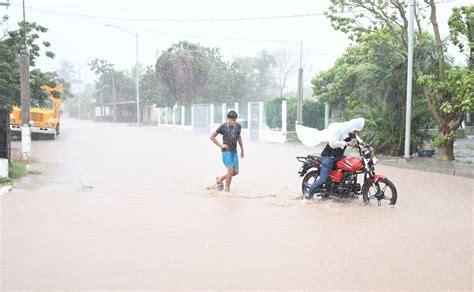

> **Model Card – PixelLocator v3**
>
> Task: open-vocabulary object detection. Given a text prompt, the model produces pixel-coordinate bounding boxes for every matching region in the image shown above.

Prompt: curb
[379,157,474,179]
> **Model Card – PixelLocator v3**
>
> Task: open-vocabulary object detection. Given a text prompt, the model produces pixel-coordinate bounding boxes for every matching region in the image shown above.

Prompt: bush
[359,98,431,156]
[303,99,325,130]
[265,97,324,131]
[265,97,285,129]
[8,162,28,179]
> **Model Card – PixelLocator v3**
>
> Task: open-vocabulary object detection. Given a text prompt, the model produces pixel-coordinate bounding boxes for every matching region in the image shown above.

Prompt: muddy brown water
[1,119,472,290]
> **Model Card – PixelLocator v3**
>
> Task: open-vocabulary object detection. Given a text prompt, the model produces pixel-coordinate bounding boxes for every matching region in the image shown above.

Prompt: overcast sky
[1,0,471,89]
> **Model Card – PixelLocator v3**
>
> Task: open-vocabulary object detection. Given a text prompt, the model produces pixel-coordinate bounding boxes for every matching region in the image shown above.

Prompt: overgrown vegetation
[312,32,433,155]
[8,162,28,179]
[0,177,13,185]
[317,1,474,159]
[0,161,35,188]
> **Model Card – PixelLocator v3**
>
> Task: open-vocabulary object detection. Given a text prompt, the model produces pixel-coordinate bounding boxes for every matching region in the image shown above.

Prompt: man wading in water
[210,111,244,192]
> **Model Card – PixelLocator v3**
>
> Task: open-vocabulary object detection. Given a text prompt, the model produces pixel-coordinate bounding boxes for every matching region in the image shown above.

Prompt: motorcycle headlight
[46,122,52,127]
[372,156,378,165]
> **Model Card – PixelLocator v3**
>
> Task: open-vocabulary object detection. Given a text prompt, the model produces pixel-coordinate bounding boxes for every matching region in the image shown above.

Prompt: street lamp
[105,24,140,126]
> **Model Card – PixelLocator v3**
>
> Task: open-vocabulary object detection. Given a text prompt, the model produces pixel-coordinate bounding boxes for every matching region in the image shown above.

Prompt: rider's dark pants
[308,156,335,195]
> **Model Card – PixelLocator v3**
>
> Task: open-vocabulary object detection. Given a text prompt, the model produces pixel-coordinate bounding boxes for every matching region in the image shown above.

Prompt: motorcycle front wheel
[362,178,397,206]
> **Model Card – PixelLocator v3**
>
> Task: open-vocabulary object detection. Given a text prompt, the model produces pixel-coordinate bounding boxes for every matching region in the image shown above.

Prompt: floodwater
[1,119,472,290]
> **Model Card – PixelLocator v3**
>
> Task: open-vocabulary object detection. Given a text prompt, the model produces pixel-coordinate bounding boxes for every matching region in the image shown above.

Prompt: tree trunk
[414,62,457,161]
[437,139,455,161]
[428,0,446,81]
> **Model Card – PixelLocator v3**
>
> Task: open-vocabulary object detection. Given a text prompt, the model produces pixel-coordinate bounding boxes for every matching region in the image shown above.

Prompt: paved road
[1,119,472,290]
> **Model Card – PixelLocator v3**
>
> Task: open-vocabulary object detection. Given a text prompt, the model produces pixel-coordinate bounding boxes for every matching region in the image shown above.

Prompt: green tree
[233,50,277,101]
[140,65,171,107]
[312,30,433,155]
[30,70,73,103]
[88,58,114,77]
[57,60,76,84]
[0,21,55,108]
[198,48,248,103]
[449,5,473,70]
[88,58,136,104]
[327,0,474,160]
[155,41,211,105]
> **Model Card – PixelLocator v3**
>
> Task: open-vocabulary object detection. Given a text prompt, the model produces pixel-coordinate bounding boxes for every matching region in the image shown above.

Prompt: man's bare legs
[218,167,239,192]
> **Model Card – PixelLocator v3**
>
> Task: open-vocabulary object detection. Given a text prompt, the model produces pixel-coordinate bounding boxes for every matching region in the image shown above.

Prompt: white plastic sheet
[296,118,365,147]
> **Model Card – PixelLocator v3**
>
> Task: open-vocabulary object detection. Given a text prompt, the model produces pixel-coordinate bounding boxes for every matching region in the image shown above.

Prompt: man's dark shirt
[216,123,241,154]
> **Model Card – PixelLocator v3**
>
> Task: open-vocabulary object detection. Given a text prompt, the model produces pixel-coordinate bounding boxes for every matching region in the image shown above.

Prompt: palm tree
[155,41,211,105]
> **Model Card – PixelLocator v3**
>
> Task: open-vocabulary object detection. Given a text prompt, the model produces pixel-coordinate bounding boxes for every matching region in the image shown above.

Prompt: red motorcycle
[296,143,397,206]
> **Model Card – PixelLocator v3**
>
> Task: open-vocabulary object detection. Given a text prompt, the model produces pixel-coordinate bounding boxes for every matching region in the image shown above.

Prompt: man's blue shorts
[222,151,239,171]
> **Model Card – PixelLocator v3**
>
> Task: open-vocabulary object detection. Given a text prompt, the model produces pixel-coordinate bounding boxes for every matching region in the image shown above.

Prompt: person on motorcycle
[303,118,365,200]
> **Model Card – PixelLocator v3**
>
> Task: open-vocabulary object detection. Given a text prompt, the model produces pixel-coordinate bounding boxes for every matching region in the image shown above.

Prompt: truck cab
[10,84,63,139]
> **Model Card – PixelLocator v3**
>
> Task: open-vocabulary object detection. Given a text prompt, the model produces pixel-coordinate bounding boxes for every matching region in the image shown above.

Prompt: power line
[20,5,304,44]
[17,1,460,56]
[15,0,461,24]
[14,6,339,58]
[18,4,330,23]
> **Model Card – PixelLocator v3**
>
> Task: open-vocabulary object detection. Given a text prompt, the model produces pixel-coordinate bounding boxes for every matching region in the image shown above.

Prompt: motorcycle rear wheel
[301,170,326,198]
[301,169,329,199]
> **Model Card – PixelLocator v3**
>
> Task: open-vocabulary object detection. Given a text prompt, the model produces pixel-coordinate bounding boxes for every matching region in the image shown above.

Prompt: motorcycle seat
[308,155,321,161]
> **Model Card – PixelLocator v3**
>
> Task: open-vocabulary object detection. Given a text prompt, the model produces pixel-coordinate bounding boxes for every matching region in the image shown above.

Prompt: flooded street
[1,119,472,290]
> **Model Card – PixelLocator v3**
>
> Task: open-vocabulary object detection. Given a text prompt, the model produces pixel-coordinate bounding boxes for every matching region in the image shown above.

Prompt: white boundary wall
[146,101,288,143]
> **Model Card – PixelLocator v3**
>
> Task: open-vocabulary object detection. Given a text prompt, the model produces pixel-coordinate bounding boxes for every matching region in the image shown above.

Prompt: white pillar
[222,103,227,123]
[157,107,161,125]
[282,100,287,134]
[0,158,8,178]
[247,102,252,138]
[234,102,239,115]
[181,106,185,126]
[259,102,264,131]
[21,125,31,160]
[173,104,177,126]
[165,107,169,125]
[191,106,194,128]
[210,104,215,133]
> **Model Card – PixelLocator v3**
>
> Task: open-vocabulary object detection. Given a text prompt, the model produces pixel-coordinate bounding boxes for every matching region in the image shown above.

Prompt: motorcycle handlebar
[354,140,372,157]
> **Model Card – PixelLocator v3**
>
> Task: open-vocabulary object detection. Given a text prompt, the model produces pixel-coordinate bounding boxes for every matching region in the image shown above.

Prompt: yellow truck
[10,84,63,139]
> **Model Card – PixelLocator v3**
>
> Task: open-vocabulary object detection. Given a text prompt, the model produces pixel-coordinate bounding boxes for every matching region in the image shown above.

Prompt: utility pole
[105,24,140,126]
[112,75,116,123]
[324,102,330,129]
[20,0,31,159]
[100,88,104,119]
[404,0,415,159]
[296,40,303,125]
[78,64,82,119]
[135,33,140,126]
